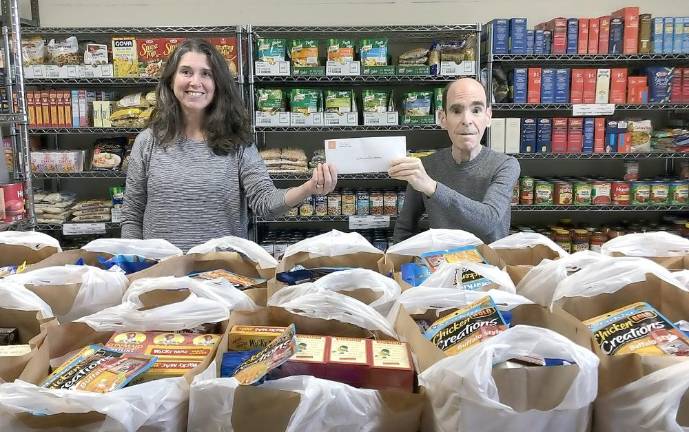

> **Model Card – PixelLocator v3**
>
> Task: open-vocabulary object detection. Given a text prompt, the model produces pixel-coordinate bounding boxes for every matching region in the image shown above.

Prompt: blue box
[683,18,689,54]
[554,68,570,103]
[674,17,685,53]
[536,118,552,153]
[606,120,618,153]
[513,68,528,103]
[567,18,579,54]
[609,17,624,54]
[534,30,546,54]
[491,19,509,54]
[664,17,675,54]
[520,118,537,153]
[510,18,528,54]
[526,30,535,54]
[543,31,552,54]
[541,68,556,103]
[646,66,673,103]
[583,117,595,153]
[652,17,664,54]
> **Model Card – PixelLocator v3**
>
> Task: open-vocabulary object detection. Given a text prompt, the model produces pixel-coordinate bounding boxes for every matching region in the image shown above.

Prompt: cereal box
[112,37,138,77]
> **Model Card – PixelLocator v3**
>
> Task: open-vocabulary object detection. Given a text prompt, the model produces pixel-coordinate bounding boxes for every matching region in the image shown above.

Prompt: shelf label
[363,111,399,126]
[348,215,390,230]
[326,61,361,76]
[324,112,358,126]
[255,61,290,76]
[64,65,78,78]
[255,111,290,127]
[290,112,324,126]
[101,64,114,77]
[45,65,60,78]
[32,65,45,78]
[440,61,476,76]
[572,104,616,116]
[62,223,106,235]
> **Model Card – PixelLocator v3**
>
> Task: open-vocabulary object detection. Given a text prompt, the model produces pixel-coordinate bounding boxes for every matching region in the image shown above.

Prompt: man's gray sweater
[393,146,520,244]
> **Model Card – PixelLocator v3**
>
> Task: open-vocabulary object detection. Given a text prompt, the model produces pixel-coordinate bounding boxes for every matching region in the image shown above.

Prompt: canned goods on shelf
[573,181,592,206]
[650,181,669,205]
[669,180,689,205]
[611,181,630,206]
[553,181,573,205]
[534,180,554,206]
[631,181,651,206]
[520,176,534,205]
[591,180,612,206]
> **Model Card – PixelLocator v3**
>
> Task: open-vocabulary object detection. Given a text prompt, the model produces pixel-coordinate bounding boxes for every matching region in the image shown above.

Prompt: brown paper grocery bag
[27,249,113,271]
[494,244,561,266]
[0,244,59,267]
[608,251,689,271]
[378,244,505,291]
[130,251,276,283]
[505,264,533,286]
[0,308,56,383]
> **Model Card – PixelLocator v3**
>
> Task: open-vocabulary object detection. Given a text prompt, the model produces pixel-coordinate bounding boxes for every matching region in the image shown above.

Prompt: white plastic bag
[420,261,516,293]
[78,276,255,332]
[81,238,183,260]
[552,256,687,305]
[490,232,568,258]
[0,231,61,251]
[186,236,278,270]
[268,279,398,339]
[0,280,53,318]
[399,287,532,315]
[594,360,689,432]
[673,270,689,289]
[516,251,607,306]
[5,265,129,323]
[282,230,381,259]
[601,231,689,258]
[386,229,482,257]
[419,325,599,432]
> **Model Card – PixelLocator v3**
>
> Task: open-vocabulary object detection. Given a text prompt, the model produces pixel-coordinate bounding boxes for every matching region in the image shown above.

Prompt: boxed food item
[289,88,321,114]
[190,269,265,290]
[2,182,25,223]
[47,36,80,66]
[289,39,320,67]
[327,39,355,64]
[22,37,46,65]
[228,325,287,351]
[256,38,287,62]
[137,38,164,77]
[91,138,126,171]
[362,89,391,113]
[402,91,432,121]
[83,43,108,65]
[360,39,388,66]
[255,88,285,112]
[324,89,354,113]
[209,37,238,75]
[112,36,138,77]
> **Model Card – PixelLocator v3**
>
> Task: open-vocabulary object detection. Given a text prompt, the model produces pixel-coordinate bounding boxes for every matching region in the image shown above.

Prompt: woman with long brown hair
[121,38,337,250]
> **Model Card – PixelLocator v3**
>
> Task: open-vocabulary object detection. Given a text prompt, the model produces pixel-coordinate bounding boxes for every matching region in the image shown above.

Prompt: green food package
[256,89,285,113]
[289,39,319,67]
[434,87,444,112]
[327,39,355,63]
[360,38,388,66]
[403,91,433,116]
[256,38,286,62]
[290,88,322,114]
[325,90,354,113]
[362,89,390,113]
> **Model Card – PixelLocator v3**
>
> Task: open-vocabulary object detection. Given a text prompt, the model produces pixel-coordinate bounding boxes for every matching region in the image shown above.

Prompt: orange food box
[582,69,598,104]
[578,18,589,54]
[612,7,640,54]
[609,68,628,104]
[571,69,585,104]
[598,16,611,54]
[527,68,542,104]
[588,18,600,54]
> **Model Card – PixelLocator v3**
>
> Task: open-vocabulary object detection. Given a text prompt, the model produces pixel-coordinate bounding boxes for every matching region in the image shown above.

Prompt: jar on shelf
[589,231,607,252]
[314,194,327,216]
[299,195,314,217]
[572,229,590,253]
[327,190,342,216]
[553,229,572,253]
[356,190,370,216]
[370,189,384,215]
[383,189,398,215]
[342,189,356,216]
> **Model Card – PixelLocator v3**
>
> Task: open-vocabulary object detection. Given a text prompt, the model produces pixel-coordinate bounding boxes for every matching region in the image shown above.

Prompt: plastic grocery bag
[601,231,689,258]
[77,276,256,332]
[490,232,568,266]
[0,231,61,266]
[594,359,689,432]
[0,280,53,318]
[419,261,516,293]
[399,287,532,316]
[419,325,599,432]
[188,374,423,432]
[386,229,482,257]
[673,269,689,289]
[187,236,278,270]
[5,265,129,323]
[81,238,183,260]
[516,251,608,306]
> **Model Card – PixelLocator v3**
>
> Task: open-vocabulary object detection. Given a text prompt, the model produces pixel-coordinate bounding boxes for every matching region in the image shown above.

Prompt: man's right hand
[388,157,437,197]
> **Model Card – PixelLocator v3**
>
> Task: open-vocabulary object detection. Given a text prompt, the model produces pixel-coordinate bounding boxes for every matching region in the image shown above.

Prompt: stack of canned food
[259,228,395,259]
[285,188,407,218]
[511,215,689,253]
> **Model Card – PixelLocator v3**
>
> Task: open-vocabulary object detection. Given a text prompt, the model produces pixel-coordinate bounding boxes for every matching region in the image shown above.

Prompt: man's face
[439,79,492,154]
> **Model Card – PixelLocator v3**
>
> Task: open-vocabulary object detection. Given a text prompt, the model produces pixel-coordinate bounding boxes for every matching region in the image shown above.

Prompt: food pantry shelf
[21,26,241,35]
[511,152,689,160]
[254,75,465,83]
[28,128,143,135]
[35,222,122,231]
[33,171,127,179]
[491,103,689,112]
[25,77,238,85]
[511,205,689,212]
[489,53,689,63]
[252,24,480,34]
[255,124,443,132]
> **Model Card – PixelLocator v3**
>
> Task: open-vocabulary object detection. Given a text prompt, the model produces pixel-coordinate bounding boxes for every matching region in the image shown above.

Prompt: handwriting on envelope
[324,136,407,174]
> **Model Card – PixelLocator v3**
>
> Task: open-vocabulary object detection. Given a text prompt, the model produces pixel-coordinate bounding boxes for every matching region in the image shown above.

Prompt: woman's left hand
[306,163,338,195]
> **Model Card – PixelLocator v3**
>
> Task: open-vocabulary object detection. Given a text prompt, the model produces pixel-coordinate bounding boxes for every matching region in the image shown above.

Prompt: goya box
[584,302,689,356]
[112,36,138,77]
[227,325,287,351]
[423,296,507,355]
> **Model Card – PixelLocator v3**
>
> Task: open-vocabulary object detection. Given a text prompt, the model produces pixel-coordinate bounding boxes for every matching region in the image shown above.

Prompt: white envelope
[324,136,407,174]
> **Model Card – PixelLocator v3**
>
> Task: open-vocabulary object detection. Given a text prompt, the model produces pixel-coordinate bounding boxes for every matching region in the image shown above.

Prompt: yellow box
[227,325,286,351]
[112,37,139,77]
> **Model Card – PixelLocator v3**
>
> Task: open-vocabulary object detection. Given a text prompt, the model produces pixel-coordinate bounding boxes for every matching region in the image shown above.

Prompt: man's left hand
[388,157,437,197]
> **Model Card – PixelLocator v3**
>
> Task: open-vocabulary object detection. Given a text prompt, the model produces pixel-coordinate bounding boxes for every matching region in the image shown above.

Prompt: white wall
[38,0,689,27]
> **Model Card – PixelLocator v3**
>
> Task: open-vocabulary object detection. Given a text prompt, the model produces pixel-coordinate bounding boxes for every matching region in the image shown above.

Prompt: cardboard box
[26,91,35,127]
[652,17,664,54]
[567,18,579,54]
[571,69,585,104]
[638,13,652,54]
[63,91,71,129]
[544,30,552,54]
[567,118,583,153]
[578,18,589,54]
[505,118,521,154]
[541,68,556,103]
[112,36,138,77]
[227,325,286,351]
[583,69,598,104]
[609,68,628,104]
[588,18,600,54]
[56,91,65,128]
[526,30,534,54]
[78,90,87,128]
[326,336,371,388]
[595,68,611,104]
[683,68,689,103]
[674,17,685,54]
[34,91,43,127]
[368,340,414,393]
[582,117,595,153]
[70,90,79,128]
[627,76,648,104]
[40,91,50,128]
[537,118,552,153]
[594,117,606,153]
[555,68,570,103]
[510,18,528,54]
[671,67,683,103]
[617,120,630,153]
[606,120,618,152]
[552,118,568,153]
[599,16,611,54]
[91,101,102,127]
[612,7,640,54]
[520,118,537,153]
[664,18,675,54]
[552,18,568,54]
[647,66,673,103]
[512,68,528,103]
[491,19,510,54]
[534,29,546,54]
[527,68,542,104]
[609,17,624,54]
[684,18,689,54]
[489,118,506,153]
